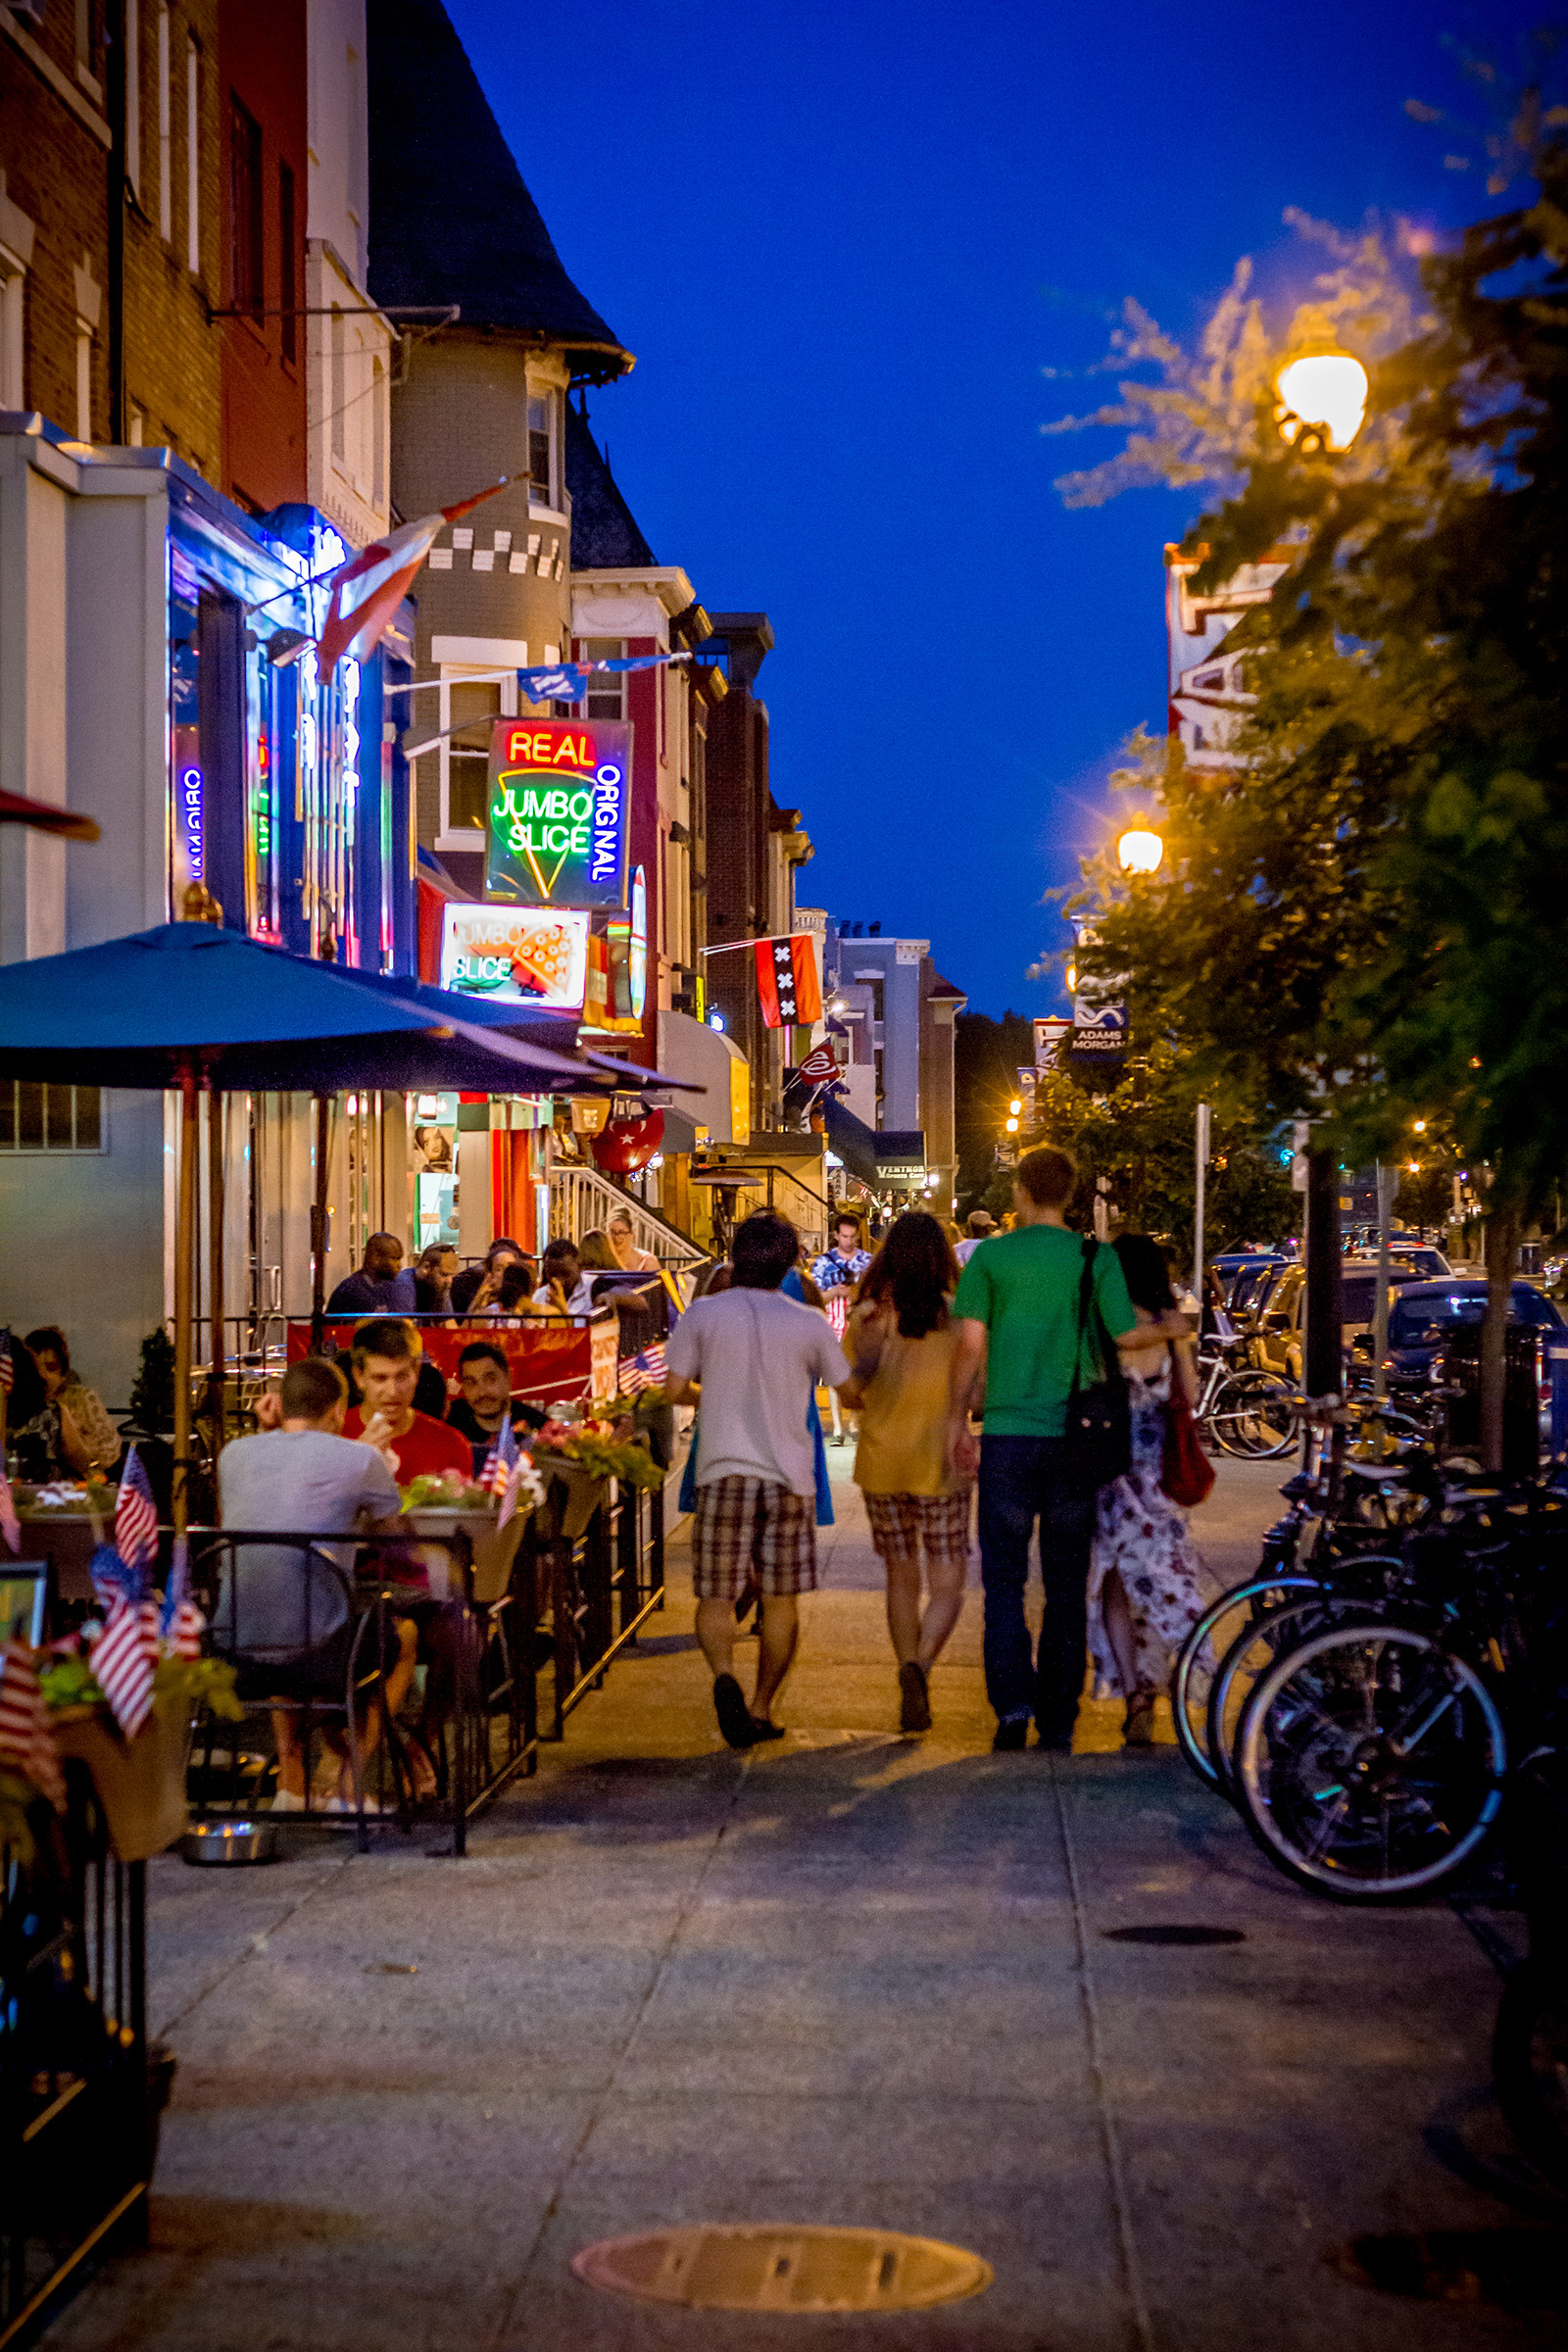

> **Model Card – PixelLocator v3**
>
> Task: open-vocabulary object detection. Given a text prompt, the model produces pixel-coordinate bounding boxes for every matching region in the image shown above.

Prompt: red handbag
[1161,1374,1215,1507]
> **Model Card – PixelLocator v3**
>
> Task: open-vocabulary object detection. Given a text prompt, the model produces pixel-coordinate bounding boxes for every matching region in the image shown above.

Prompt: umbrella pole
[208,1088,225,1449]
[172,1065,198,1541]
[311,1093,329,1351]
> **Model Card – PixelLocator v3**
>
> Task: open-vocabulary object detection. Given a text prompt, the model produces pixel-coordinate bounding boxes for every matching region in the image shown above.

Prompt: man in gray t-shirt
[217,1357,402,1809]
[665,1211,854,1749]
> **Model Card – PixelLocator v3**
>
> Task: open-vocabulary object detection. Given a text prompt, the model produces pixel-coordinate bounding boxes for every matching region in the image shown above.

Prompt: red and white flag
[92,1598,160,1740]
[0,1639,63,1809]
[796,1044,839,1084]
[316,483,508,679]
[755,934,823,1030]
[0,1476,19,1557]
[114,1445,160,1576]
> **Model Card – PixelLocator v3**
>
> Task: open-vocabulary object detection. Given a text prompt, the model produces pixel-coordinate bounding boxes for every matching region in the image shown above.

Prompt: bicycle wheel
[1494,1959,1568,2190]
[1207,1593,1351,1796]
[1234,1621,1507,1901]
[1172,1575,1323,1790]
[1209,1373,1296,1459]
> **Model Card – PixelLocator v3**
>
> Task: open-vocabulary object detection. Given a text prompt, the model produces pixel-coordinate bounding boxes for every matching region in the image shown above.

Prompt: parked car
[1251,1259,1422,1384]
[1222,1255,1289,1318]
[1382,1279,1565,1382]
[1387,1242,1451,1279]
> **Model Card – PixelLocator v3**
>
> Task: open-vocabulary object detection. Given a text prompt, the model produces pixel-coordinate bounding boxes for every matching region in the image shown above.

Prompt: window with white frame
[0,263,25,414]
[0,1083,103,1152]
[526,385,560,512]
[438,665,516,846]
[582,638,623,721]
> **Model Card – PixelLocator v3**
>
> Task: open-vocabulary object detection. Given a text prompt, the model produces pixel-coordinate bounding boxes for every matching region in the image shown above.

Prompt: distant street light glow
[1276,353,1368,453]
[1117,826,1164,875]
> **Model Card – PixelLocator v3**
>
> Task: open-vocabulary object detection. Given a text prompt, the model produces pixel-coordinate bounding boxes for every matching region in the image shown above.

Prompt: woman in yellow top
[844,1212,968,1734]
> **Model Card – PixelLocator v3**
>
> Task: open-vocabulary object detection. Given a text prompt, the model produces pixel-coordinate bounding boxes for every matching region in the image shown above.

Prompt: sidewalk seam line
[484,1762,750,2346]
[152,1854,353,2039]
[1051,1758,1157,2352]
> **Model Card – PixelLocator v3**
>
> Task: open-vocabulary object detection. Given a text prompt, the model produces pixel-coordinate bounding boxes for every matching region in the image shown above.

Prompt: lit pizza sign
[484,717,631,909]
[439,903,590,1011]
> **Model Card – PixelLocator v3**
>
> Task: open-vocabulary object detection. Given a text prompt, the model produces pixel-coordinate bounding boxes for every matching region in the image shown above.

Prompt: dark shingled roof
[366,0,630,376]
[565,404,657,570]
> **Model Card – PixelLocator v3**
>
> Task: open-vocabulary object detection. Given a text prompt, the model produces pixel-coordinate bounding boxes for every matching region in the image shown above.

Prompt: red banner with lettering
[287,1318,597,1404]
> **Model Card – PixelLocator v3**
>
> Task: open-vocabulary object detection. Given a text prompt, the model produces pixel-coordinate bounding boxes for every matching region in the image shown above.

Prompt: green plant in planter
[127,1327,176,1435]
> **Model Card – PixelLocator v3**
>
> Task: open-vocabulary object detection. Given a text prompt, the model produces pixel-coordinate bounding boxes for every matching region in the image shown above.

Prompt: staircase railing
[548,1161,707,1266]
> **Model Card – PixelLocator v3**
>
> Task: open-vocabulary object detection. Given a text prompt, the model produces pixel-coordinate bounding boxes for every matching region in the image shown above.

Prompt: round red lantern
[591,1108,664,1174]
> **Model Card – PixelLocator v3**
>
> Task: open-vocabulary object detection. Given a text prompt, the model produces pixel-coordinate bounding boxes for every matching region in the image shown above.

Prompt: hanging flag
[316,482,508,679]
[91,1598,160,1740]
[755,935,824,1030]
[514,652,693,708]
[797,1044,839,1084]
[115,1445,160,1577]
[0,1330,13,1395]
[0,1638,64,1808]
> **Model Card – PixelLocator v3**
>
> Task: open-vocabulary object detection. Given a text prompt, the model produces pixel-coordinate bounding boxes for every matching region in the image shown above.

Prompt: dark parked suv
[1383,1279,1564,1380]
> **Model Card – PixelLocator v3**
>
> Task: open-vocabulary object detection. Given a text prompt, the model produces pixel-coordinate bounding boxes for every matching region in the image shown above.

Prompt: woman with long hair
[1088,1234,1206,1746]
[844,1211,968,1733]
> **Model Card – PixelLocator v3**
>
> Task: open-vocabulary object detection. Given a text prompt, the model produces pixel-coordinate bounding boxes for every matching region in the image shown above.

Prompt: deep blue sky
[450,0,1542,1014]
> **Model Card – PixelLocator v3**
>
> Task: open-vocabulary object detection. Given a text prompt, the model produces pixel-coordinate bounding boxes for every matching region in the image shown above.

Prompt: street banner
[1071,994,1128,1063]
[756,935,823,1028]
[1034,1016,1071,1067]
[484,716,631,909]
[288,1317,602,1405]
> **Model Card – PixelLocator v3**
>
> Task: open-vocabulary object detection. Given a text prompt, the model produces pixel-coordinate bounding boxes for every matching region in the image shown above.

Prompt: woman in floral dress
[1088,1234,1206,1746]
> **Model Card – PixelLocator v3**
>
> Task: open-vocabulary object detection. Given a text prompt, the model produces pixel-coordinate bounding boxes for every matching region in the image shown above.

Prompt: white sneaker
[270,1788,307,1813]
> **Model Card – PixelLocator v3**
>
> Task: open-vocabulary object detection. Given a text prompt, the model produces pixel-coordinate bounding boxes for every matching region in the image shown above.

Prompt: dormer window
[528,389,559,511]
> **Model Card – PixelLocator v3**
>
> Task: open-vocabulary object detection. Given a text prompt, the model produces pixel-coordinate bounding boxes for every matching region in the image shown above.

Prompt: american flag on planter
[619,1344,667,1396]
[159,1536,205,1661]
[0,1638,63,1808]
[481,1415,533,1531]
[91,1598,160,1739]
[115,1446,160,1576]
[0,1331,12,1395]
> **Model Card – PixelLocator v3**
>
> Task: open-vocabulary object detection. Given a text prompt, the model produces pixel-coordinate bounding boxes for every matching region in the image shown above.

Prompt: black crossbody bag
[1065,1234,1131,1489]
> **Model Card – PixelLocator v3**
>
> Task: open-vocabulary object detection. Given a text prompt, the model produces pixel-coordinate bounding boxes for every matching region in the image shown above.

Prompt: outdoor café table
[11,1489,107,1605]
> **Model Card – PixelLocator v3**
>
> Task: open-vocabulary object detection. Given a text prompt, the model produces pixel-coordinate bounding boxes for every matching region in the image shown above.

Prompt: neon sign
[439,903,590,1010]
[179,762,204,879]
[484,716,631,909]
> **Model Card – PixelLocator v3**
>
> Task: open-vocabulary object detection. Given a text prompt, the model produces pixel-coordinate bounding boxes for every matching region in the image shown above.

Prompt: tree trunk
[1480,1197,1522,1475]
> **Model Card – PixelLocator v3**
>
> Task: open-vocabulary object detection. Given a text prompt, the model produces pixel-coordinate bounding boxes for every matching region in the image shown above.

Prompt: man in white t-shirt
[954,1208,998,1266]
[665,1211,854,1748]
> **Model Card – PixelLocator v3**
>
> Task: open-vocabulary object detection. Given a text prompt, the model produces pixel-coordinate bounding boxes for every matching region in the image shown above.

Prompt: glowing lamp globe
[1275,354,1368,453]
[1116,826,1164,875]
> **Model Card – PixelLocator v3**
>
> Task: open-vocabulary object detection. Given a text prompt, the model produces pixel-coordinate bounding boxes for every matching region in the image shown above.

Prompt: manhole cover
[1102,1924,1246,1945]
[571,2224,992,2312]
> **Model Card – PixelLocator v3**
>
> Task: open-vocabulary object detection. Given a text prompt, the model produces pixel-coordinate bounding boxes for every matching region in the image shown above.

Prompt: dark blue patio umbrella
[0,922,633,1528]
[308,964,697,1094]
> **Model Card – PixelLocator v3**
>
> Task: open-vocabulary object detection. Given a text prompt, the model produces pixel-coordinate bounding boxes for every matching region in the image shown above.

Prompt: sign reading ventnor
[485,718,632,908]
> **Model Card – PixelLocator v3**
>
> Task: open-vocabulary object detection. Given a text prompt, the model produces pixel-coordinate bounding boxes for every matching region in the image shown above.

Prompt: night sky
[449,0,1545,1013]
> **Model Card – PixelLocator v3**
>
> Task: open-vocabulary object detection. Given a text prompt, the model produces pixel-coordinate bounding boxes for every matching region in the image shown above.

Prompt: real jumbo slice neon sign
[484,716,631,909]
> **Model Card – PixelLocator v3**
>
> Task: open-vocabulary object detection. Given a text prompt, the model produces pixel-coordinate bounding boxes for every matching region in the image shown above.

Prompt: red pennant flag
[316,482,508,679]
[755,934,823,1029]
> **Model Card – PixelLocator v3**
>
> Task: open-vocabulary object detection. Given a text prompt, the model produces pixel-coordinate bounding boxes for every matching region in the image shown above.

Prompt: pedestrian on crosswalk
[844,1213,969,1734]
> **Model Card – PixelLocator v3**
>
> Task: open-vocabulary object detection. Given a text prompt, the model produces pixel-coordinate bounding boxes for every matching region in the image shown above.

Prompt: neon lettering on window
[180,763,204,878]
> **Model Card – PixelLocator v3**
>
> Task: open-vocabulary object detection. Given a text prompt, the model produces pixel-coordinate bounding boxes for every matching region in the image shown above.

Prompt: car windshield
[1390,1248,1447,1278]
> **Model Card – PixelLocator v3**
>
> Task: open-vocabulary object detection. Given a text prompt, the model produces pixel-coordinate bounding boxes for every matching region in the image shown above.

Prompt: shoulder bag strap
[1067,1234,1097,1412]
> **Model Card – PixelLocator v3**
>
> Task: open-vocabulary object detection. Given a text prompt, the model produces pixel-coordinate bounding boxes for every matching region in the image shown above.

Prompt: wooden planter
[54,1691,192,1861]
[400,1507,530,1605]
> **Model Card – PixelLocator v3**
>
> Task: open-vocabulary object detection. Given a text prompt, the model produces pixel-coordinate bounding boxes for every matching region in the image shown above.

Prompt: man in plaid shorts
[664,1210,854,1747]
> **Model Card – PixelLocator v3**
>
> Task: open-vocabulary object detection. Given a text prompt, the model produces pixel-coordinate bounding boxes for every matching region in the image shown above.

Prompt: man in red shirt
[342,1319,472,1485]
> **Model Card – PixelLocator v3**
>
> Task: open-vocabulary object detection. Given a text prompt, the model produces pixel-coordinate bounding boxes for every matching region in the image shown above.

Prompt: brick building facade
[0,5,112,438]
[216,0,309,513]
[121,0,222,476]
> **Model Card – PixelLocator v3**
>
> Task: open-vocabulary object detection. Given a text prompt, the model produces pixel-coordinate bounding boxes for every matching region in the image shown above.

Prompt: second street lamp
[1117,824,1164,875]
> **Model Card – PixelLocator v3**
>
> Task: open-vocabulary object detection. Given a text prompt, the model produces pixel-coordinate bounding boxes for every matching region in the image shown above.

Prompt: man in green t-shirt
[948,1145,1180,1751]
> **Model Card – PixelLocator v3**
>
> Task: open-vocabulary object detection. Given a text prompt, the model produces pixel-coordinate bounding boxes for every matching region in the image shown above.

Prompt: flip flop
[712,1673,757,1748]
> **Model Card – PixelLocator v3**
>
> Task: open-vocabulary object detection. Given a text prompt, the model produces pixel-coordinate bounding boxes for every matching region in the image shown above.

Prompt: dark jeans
[976,1434,1096,1736]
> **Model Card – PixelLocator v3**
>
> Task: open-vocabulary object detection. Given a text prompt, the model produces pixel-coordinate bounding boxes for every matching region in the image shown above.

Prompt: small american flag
[91,1598,160,1739]
[498,1448,532,1532]
[0,1638,63,1809]
[159,1535,205,1660]
[619,1344,668,1396]
[479,1410,519,1500]
[0,1331,12,1396]
[115,1446,160,1576]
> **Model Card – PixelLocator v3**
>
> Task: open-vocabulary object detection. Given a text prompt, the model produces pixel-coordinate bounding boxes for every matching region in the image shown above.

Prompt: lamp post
[1116,824,1163,875]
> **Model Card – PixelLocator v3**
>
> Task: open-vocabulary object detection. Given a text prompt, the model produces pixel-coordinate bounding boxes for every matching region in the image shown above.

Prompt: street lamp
[1117,824,1163,875]
[1275,353,1368,455]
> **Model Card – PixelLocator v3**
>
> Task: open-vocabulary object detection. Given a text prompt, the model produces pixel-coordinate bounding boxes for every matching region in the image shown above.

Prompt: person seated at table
[534,1238,590,1315]
[606,1206,660,1274]
[216,1355,406,1811]
[340,1318,472,1485]
[5,1331,92,1484]
[324,1233,416,1319]
[24,1327,122,1474]
[444,1341,547,1476]
[413,1243,458,1316]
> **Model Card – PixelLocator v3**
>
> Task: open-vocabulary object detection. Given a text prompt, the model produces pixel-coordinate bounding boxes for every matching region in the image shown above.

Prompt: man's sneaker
[269,1787,307,1813]
[899,1660,932,1734]
[992,1716,1030,1752]
[713,1673,757,1749]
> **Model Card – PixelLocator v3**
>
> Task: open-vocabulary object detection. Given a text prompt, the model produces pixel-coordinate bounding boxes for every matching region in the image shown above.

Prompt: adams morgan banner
[484,718,631,910]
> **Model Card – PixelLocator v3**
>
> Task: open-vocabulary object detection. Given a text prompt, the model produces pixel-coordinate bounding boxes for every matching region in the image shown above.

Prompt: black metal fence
[188,1473,665,1857]
[1,1773,156,2349]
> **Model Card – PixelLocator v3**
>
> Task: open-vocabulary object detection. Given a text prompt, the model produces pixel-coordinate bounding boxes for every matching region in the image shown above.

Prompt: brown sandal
[1123,1692,1158,1747]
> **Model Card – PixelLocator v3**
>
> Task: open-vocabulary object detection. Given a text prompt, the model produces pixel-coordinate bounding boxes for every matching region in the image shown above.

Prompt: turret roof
[565,406,657,569]
[367,0,630,379]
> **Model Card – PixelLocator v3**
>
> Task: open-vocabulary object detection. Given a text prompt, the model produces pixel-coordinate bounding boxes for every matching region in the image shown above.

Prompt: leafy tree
[954,1008,1035,1207]
[1052,117,1568,1464]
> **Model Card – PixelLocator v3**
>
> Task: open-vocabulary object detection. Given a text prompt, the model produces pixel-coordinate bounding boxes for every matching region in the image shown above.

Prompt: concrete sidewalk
[46,1455,1560,2352]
